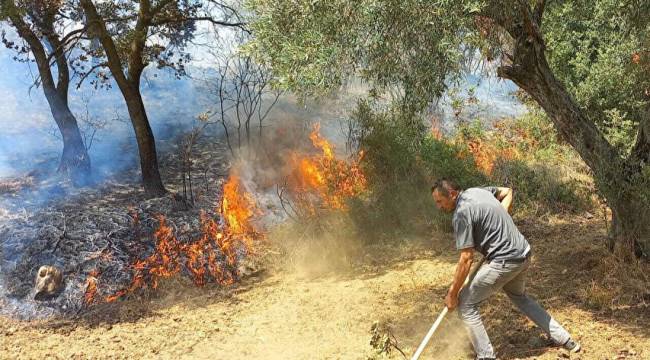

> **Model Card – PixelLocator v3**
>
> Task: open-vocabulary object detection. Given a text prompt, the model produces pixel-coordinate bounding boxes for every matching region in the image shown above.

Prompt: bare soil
[1,216,648,360]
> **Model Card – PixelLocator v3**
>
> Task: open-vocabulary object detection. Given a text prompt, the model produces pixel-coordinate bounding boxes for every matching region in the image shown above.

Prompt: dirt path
[2,218,648,359]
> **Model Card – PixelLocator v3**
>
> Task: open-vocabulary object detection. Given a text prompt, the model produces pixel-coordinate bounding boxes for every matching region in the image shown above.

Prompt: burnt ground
[1,215,649,359]
[0,128,235,319]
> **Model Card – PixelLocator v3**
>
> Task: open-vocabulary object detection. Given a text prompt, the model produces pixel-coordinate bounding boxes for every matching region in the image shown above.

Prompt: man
[431,179,580,360]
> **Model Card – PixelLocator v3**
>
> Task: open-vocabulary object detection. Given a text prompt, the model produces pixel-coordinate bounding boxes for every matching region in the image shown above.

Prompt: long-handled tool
[411,257,485,360]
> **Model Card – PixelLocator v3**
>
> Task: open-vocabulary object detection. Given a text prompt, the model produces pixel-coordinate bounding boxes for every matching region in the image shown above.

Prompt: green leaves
[246,0,474,105]
[543,0,650,153]
[247,0,648,158]
[244,0,351,96]
[462,0,485,14]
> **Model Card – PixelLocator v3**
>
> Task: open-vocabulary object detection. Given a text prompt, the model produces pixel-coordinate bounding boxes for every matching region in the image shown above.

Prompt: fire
[287,124,367,213]
[453,121,523,176]
[309,123,334,159]
[99,124,363,304]
[83,269,100,305]
[467,140,497,175]
[106,174,260,302]
[222,171,257,237]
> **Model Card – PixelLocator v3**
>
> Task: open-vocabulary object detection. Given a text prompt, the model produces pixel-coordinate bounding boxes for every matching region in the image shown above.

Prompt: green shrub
[348,102,433,239]
[346,100,597,241]
[348,101,487,239]
[491,159,593,214]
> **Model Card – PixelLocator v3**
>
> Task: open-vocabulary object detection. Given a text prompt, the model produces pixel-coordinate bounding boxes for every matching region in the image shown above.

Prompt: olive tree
[246,0,650,256]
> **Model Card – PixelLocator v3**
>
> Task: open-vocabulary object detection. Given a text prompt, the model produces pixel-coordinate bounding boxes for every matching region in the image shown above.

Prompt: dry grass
[0,176,33,195]
[1,216,648,359]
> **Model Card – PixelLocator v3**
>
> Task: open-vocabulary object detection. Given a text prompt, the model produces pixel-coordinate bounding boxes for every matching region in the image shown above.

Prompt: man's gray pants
[457,259,570,358]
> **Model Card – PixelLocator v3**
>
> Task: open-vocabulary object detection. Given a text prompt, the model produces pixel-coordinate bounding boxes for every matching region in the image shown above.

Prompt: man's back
[452,187,529,261]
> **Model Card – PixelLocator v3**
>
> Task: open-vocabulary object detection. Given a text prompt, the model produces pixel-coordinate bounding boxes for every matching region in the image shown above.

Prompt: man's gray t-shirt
[452,187,530,261]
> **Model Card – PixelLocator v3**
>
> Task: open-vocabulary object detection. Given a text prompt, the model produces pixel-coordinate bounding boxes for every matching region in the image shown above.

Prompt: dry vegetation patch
[2,216,648,359]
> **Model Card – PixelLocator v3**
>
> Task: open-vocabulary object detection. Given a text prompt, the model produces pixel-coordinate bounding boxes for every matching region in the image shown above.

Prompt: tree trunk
[609,194,649,258]
[123,85,167,197]
[495,20,649,257]
[79,0,167,198]
[44,89,92,186]
[5,1,92,186]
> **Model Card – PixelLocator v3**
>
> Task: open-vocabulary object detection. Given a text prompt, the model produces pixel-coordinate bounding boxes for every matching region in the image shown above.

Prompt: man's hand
[446,249,474,310]
[445,291,459,310]
[495,187,514,214]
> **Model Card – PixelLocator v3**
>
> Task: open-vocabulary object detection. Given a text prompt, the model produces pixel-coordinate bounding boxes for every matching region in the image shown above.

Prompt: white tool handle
[410,258,485,360]
[410,306,449,360]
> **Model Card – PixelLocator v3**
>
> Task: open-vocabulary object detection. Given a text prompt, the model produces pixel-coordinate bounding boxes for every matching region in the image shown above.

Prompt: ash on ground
[0,134,249,320]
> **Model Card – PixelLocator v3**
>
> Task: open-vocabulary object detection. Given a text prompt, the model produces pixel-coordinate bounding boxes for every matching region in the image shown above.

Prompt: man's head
[431,178,461,213]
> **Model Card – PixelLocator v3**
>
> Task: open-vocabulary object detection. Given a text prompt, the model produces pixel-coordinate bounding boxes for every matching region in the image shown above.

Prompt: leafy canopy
[246,0,649,149]
[543,0,650,153]
[245,0,489,110]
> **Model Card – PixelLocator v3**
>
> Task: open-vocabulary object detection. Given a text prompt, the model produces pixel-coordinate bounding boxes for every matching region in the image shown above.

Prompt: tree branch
[487,1,621,186]
[126,0,151,83]
[40,29,86,90]
[39,21,72,99]
[79,0,131,90]
[60,27,88,48]
[150,0,175,16]
[627,103,650,168]
[75,61,109,89]
[151,16,248,32]
[518,0,544,46]
[533,0,546,26]
[3,0,57,91]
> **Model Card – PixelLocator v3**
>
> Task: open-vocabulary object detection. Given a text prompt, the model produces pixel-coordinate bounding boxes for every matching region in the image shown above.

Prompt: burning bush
[103,173,261,302]
[452,116,594,213]
[285,124,367,214]
[348,102,485,238]
[83,123,366,305]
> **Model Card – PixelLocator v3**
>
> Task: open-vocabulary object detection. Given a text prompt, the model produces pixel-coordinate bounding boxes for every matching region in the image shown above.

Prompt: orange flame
[454,121,523,176]
[222,171,257,237]
[83,269,100,305]
[309,123,334,159]
[467,140,497,175]
[105,174,260,302]
[101,125,362,303]
[287,124,367,213]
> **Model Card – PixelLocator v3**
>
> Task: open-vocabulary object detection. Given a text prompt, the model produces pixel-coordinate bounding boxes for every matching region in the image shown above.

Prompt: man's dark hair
[431,178,461,196]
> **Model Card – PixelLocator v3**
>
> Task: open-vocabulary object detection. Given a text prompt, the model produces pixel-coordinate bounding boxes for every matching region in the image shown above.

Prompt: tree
[492,0,650,255]
[247,0,650,256]
[1,0,91,185]
[210,49,279,155]
[78,0,246,197]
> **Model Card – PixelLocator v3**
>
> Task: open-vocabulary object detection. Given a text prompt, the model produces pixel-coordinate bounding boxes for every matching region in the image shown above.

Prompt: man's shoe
[563,338,581,353]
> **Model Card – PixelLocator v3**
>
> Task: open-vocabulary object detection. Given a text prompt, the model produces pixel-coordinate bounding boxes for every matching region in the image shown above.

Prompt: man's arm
[445,248,474,310]
[494,187,513,214]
